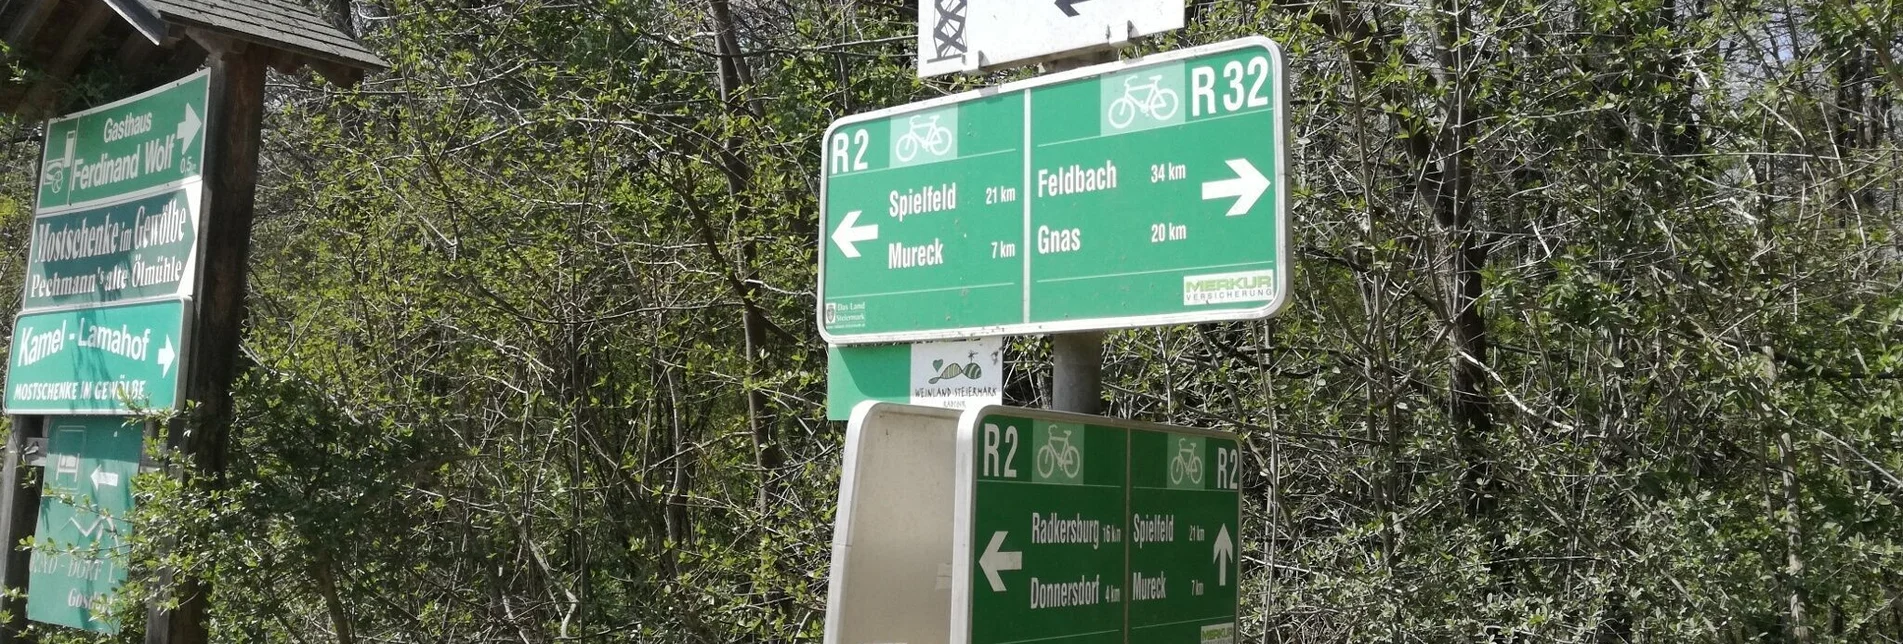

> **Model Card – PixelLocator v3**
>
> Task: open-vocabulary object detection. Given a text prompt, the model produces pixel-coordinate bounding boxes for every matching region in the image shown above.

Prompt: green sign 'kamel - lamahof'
[36,69,209,211]
[819,37,1289,343]
[4,298,191,415]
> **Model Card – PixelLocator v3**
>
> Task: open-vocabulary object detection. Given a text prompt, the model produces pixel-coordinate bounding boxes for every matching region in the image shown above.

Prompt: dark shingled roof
[130,0,387,70]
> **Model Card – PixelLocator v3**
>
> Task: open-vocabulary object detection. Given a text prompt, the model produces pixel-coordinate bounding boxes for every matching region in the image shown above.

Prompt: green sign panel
[959,410,1240,643]
[5,298,190,415]
[23,186,201,311]
[37,70,208,211]
[28,416,143,633]
[826,338,1002,420]
[820,37,1288,343]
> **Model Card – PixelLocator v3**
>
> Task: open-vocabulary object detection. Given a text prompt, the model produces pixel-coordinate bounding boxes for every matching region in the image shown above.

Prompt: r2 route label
[819,37,1288,343]
[956,411,1240,644]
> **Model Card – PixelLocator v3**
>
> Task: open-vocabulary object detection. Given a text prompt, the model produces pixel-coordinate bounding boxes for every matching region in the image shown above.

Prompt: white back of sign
[916,0,1186,77]
[823,403,963,644]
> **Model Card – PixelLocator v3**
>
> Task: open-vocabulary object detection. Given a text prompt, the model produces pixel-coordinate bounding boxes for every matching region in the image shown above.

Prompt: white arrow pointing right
[157,336,177,378]
[1201,159,1270,217]
[1212,524,1235,586]
[177,104,203,156]
[831,209,879,258]
[979,530,1023,592]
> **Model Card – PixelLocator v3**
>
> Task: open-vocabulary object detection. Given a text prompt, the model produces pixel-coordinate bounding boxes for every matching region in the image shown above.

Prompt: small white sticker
[1201,622,1236,644]
[909,337,1003,410]
[1184,270,1275,306]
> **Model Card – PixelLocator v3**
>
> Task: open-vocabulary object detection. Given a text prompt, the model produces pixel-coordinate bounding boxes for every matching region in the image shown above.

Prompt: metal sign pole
[1043,51,1116,415]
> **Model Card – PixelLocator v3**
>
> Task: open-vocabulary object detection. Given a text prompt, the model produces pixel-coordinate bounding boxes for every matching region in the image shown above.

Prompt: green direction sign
[37,70,209,211]
[957,408,1240,644]
[28,416,143,633]
[820,37,1288,343]
[4,298,191,415]
[23,185,201,311]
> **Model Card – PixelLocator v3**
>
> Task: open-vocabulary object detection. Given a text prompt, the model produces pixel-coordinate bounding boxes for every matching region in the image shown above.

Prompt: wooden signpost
[0,2,384,642]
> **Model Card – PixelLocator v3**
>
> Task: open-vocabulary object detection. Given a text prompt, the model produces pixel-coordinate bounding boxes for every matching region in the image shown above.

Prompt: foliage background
[2,0,1902,641]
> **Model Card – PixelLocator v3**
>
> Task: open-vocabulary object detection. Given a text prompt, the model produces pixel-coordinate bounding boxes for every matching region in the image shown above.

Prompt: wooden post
[143,37,267,644]
[0,416,45,644]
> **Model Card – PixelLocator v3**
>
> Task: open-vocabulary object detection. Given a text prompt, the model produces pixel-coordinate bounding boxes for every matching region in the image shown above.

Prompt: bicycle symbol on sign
[895,114,953,162]
[1106,75,1181,130]
[1036,428,1082,480]
[40,163,66,195]
[1169,438,1204,485]
[40,130,77,196]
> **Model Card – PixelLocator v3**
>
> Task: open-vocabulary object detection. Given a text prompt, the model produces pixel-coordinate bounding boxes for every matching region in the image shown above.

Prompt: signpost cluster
[821,2,1288,641]
[2,69,212,633]
[819,38,1288,344]
[9,71,208,417]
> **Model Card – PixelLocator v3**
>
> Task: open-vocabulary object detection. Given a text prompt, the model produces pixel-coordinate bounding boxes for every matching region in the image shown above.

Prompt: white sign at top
[916,0,1186,77]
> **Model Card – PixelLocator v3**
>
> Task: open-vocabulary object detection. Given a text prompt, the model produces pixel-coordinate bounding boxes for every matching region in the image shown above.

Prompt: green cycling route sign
[4,298,191,415]
[819,37,1289,343]
[956,408,1240,644]
[822,404,1240,644]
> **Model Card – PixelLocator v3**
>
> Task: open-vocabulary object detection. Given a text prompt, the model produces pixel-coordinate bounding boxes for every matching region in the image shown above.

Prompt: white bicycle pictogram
[1169,438,1203,485]
[42,131,76,195]
[39,164,65,194]
[1106,75,1180,130]
[1036,428,1082,480]
[895,114,953,162]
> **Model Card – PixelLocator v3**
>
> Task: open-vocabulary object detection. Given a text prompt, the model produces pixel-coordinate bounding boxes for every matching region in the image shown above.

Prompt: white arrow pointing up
[831,209,879,258]
[157,336,177,378]
[90,466,120,490]
[1201,159,1270,217]
[177,104,203,156]
[979,531,1023,592]
[1212,524,1235,586]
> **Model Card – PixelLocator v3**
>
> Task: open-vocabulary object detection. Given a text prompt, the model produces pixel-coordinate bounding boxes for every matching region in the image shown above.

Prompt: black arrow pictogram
[1055,0,1094,18]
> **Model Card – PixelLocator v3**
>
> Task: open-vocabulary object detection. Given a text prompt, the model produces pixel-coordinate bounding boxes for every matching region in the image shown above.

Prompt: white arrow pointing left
[157,336,177,378]
[1201,158,1270,217]
[832,210,879,259]
[177,104,203,155]
[90,466,120,490]
[979,531,1023,592]
[1212,524,1235,586]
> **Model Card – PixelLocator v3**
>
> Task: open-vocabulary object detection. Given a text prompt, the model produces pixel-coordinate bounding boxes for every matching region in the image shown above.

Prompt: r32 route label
[818,37,1290,342]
